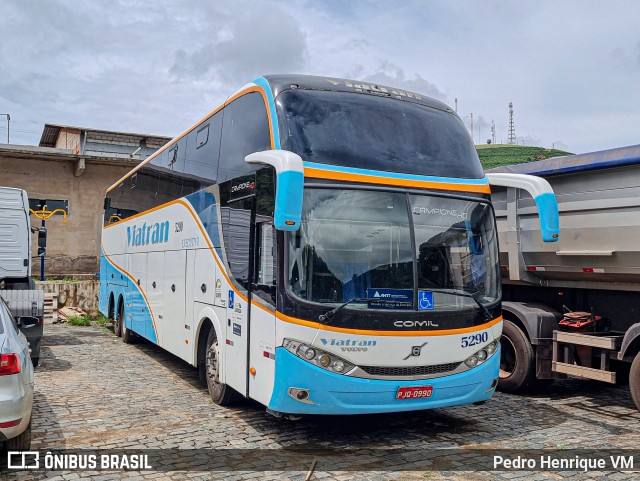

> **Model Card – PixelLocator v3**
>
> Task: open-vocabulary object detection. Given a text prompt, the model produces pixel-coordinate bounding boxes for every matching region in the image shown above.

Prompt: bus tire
[120,303,134,344]
[498,319,537,393]
[205,329,239,405]
[110,296,121,337]
[630,352,640,412]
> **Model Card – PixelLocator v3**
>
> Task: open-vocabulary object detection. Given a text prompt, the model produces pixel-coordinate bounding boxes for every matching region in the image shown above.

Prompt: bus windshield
[287,189,500,311]
[276,89,483,179]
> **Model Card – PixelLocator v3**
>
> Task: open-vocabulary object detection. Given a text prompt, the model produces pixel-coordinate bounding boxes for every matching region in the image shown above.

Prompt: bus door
[248,221,277,405]
[221,205,252,395]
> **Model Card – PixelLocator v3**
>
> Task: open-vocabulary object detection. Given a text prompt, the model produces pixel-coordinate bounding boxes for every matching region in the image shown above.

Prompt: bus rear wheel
[205,329,239,405]
[112,301,121,337]
[120,303,134,344]
[630,351,640,412]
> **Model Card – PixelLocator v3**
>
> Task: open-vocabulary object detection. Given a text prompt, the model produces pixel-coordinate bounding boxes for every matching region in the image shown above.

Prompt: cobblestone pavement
[2,324,640,481]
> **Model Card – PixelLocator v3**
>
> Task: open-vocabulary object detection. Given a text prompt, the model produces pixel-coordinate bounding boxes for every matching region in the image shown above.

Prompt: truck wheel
[120,304,134,344]
[498,319,537,393]
[6,420,31,451]
[630,352,640,412]
[205,329,239,405]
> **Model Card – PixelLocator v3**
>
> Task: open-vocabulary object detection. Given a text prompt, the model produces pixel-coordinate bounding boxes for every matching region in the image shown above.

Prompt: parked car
[0,296,34,451]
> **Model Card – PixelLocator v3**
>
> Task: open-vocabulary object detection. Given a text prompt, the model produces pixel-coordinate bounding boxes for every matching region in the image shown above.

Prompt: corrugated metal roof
[39,124,61,147]
[487,144,640,176]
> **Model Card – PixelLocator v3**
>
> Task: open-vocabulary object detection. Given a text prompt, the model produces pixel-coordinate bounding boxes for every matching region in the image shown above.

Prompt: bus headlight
[464,340,498,368]
[283,339,355,375]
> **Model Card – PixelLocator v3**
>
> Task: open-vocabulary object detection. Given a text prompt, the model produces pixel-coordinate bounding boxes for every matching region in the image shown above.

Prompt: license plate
[396,386,433,400]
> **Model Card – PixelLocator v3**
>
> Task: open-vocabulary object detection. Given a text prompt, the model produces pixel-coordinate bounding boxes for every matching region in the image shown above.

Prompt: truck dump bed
[490,144,640,291]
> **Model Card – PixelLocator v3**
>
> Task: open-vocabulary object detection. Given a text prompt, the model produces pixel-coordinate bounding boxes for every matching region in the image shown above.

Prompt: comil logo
[231,181,254,193]
[126,221,170,247]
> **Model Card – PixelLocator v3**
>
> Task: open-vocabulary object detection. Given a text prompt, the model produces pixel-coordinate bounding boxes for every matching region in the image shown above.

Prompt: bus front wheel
[121,304,134,344]
[205,329,239,405]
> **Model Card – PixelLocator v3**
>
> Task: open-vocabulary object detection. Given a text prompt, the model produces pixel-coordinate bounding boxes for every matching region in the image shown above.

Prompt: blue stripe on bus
[302,161,490,186]
[252,76,281,149]
[100,248,158,344]
[267,347,499,415]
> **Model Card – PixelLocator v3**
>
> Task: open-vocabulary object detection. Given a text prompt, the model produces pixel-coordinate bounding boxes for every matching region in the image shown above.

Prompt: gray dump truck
[0,186,44,366]
[490,145,640,411]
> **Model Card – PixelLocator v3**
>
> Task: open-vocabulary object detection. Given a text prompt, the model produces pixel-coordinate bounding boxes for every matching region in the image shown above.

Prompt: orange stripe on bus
[303,167,492,194]
[275,311,502,336]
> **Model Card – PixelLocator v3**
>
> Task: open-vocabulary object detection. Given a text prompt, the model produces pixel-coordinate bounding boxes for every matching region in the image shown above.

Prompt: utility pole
[455,98,458,113]
[470,113,474,142]
[0,114,9,144]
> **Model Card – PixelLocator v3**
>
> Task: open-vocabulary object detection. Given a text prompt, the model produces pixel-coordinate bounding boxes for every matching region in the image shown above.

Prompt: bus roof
[263,74,455,115]
[487,144,640,177]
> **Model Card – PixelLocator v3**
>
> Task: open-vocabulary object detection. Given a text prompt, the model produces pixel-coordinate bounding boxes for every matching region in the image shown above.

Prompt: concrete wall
[0,150,136,275]
[36,280,100,316]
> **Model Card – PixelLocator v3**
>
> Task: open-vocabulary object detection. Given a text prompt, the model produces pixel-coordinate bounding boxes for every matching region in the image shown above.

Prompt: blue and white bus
[99,75,559,416]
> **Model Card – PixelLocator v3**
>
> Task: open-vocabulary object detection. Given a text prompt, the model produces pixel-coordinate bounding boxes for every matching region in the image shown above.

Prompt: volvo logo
[403,342,428,360]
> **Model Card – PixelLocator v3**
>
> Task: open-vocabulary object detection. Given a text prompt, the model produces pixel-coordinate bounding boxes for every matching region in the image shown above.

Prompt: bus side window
[218,92,271,183]
[184,111,223,191]
[218,91,273,291]
[253,223,277,306]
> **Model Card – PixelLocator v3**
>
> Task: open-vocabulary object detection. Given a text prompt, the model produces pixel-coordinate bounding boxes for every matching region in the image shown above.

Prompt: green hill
[477,144,573,170]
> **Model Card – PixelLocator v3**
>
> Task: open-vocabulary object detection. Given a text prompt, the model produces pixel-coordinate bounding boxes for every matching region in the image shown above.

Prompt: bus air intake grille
[359,362,461,377]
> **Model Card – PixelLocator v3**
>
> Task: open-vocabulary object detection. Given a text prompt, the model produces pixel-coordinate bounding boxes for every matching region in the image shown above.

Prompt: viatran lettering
[127,221,170,247]
[413,206,468,219]
[320,338,376,352]
[394,320,440,328]
[325,78,422,100]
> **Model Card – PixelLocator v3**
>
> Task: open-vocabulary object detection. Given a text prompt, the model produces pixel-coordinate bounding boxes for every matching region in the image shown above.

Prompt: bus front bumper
[267,346,500,415]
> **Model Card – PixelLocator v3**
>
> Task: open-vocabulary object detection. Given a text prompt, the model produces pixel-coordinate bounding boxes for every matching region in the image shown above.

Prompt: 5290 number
[461,332,488,348]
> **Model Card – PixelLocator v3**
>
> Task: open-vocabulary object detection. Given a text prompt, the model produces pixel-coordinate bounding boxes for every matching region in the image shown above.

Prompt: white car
[0,296,34,451]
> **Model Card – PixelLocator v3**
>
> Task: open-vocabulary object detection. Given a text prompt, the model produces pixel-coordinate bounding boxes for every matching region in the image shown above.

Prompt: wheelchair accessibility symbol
[418,291,434,311]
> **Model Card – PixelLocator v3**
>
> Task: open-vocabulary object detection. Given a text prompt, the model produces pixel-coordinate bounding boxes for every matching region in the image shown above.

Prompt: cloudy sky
[1,0,639,154]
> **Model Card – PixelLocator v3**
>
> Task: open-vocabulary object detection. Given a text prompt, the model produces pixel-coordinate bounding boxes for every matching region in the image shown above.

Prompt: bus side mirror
[245,150,304,231]
[486,173,560,242]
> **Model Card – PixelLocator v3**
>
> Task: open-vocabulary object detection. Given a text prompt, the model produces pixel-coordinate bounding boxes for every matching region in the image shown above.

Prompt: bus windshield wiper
[426,289,493,322]
[319,298,370,324]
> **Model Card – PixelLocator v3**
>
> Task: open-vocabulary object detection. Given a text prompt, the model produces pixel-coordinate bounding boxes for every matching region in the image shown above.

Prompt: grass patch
[66,315,93,326]
[94,315,110,326]
[477,144,573,170]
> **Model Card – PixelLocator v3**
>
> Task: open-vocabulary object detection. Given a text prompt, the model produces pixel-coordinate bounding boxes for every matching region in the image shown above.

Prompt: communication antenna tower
[454,98,458,113]
[491,120,496,145]
[470,113,474,142]
[508,102,516,145]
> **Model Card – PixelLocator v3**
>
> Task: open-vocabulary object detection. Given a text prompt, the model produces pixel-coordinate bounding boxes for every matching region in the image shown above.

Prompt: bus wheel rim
[206,338,223,397]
